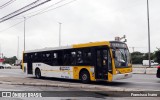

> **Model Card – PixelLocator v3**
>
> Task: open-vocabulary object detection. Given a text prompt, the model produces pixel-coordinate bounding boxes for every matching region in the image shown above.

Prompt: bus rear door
[27,53,33,74]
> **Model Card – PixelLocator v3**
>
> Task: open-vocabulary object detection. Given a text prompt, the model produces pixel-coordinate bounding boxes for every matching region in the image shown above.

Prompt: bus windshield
[113,48,130,68]
[110,42,130,68]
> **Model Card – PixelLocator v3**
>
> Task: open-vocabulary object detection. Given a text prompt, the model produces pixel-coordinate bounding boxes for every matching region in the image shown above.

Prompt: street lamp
[58,22,62,47]
[24,17,26,51]
[17,36,19,60]
[147,0,151,67]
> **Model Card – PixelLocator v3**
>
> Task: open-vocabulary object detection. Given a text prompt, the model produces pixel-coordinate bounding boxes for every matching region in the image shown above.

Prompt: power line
[0,0,16,9]
[0,0,40,20]
[0,20,24,33]
[27,0,77,18]
[0,0,77,33]
[0,0,51,23]
[0,0,68,22]
[25,0,66,16]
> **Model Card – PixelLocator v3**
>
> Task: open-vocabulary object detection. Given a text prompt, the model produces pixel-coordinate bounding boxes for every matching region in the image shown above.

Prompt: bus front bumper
[112,73,132,81]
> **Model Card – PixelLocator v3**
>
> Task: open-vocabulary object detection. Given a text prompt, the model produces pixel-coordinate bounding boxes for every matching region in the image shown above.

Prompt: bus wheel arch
[35,68,41,79]
[79,68,90,83]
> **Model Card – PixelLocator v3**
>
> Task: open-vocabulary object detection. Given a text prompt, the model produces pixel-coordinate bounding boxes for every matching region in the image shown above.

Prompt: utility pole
[58,22,62,47]
[17,36,19,59]
[24,17,26,51]
[147,0,151,67]
[0,44,1,58]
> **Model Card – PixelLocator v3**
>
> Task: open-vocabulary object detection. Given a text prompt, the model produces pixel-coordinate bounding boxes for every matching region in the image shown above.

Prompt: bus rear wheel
[35,68,41,79]
[80,70,90,84]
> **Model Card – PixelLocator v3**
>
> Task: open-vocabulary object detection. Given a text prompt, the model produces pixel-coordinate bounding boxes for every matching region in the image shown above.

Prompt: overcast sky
[0,0,160,58]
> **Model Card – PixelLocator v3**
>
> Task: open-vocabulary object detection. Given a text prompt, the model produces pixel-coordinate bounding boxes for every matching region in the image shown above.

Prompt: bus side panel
[108,72,113,82]
[73,66,96,81]
[32,63,74,79]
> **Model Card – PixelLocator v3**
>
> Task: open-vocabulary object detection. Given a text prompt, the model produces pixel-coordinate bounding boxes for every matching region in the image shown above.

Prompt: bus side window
[71,51,76,65]
[57,51,63,66]
[42,52,46,62]
[63,50,71,66]
[39,53,43,62]
[30,54,33,61]
[53,53,58,65]
[46,52,52,65]
[83,49,92,65]
[46,53,50,58]
[54,53,58,58]
[77,50,83,64]
[33,53,38,62]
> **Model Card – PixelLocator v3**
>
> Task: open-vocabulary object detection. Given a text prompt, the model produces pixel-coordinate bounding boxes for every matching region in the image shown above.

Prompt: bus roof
[24,41,125,53]
[24,46,72,53]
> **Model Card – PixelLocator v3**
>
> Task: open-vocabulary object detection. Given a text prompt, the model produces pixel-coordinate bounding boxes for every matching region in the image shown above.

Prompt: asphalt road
[93,74,160,90]
[0,69,160,100]
[113,74,160,90]
[0,84,104,100]
[0,83,159,100]
[0,69,160,90]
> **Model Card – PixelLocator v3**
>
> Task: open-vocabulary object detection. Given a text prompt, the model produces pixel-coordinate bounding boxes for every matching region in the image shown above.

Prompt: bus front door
[96,49,108,80]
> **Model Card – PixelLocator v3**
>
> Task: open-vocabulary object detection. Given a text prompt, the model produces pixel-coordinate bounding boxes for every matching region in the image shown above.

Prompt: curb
[0,81,158,91]
[132,68,157,74]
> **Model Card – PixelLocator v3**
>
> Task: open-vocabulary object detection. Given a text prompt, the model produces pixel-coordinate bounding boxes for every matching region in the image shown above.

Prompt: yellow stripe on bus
[73,41,110,48]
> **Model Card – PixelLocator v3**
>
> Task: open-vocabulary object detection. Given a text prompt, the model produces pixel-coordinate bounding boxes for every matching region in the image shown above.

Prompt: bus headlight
[116,70,120,74]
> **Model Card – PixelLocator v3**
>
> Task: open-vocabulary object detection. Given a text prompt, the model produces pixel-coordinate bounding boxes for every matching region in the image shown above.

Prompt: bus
[22,41,132,83]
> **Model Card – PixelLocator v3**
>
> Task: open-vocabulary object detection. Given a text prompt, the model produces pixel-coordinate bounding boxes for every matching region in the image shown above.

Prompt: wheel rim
[82,73,87,80]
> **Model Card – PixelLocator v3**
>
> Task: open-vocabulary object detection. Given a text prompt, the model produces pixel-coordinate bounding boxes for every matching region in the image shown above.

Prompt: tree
[3,56,17,64]
[143,53,155,60]
[155,50,160,64]
[131,52,143,64]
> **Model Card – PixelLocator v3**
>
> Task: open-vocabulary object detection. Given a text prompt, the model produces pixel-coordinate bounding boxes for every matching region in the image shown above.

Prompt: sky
[0,0,160,59]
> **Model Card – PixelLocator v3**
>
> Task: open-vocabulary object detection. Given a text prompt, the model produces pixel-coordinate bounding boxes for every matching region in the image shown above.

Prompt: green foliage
[131,52,143,64]
[143,53,155,60]
[131,51,158,64]
[3,56,17,64]
[155,50,160,64]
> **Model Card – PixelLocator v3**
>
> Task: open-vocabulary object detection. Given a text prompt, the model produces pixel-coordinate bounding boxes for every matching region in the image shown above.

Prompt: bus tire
[80,70,90,84]
[35,68,41,79]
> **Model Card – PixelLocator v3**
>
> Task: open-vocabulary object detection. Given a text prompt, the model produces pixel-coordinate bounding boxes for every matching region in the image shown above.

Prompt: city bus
[22,41,132,83]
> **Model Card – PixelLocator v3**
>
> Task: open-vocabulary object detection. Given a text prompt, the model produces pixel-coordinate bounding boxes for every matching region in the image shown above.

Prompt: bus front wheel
[80,70,90,84]
[35,68,41,79]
